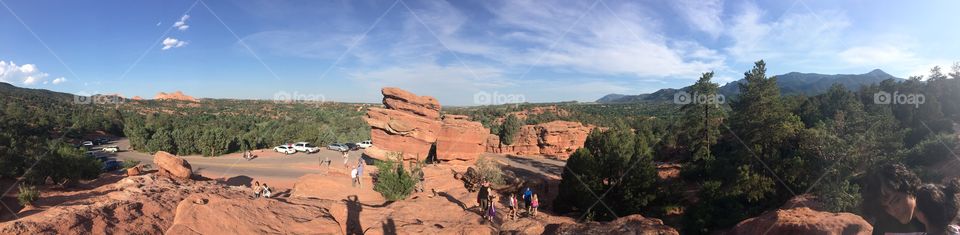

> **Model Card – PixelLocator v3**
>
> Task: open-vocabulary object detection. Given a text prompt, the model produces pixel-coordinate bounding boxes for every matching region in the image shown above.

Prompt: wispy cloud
[161,37,188,50]
[672,0,725,38]
[725,2,850,64]
[173,14,190,31]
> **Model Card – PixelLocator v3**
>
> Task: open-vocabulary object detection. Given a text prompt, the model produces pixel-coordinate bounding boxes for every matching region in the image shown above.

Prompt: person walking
[416,164,425,193]
[477,181,490,216]
[508,193,518,220]
[350,167,359,187]
[531,194,540,216]
[486,193,497,222]
[342,151,350,167]
[355,158,365,189]
[523,187,533,216]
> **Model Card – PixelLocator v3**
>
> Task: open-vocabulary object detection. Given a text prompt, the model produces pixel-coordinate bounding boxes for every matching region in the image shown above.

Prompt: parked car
[82,141,94,147]
[102,160,121,171]
[102,145,120,153]
[345,143,361,151]
[292,142,320,153]
[327,143,349,152]
[94,138,110,145]
[274,145,296,155]
[357,140,373,149]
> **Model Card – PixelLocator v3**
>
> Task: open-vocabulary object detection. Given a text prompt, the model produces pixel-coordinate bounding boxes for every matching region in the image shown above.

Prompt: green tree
[499,114,522,145]
[679,72,725,177]
[554,125,659,221]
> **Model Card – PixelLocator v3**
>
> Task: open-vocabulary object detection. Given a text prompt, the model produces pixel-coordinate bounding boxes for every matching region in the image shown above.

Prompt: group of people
[476,182,540,222]
[864,163,960,235]
[251,181,272,198]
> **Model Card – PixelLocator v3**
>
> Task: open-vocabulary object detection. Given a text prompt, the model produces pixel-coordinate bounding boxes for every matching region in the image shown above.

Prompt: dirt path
[110,138,365,188]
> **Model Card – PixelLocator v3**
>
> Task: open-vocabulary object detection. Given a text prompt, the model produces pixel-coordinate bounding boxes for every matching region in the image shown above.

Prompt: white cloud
[162,37,188,50]
[173,15,190,31]
[673,0,724,38]
[52,77,66,84]
[0,60,61,85]
[725,2,850,63]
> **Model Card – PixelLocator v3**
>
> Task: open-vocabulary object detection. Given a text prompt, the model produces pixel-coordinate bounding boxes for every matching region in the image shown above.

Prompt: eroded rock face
[382,87,441,119]
[731,207,873,235]
[364,87,488,161]
[436,116,490,161]
[487,121,594,160]
[166,194,342,235]
[553,214,679,235]
[154,151,193,180]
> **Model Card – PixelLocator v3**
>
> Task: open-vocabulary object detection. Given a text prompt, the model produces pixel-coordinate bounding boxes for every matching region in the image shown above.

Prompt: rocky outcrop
[166,194,342,235]
[364,88,489,161]
[487,121,594,160]
[382,87,441,119]
[436,116,490,161]
[553,214,679,235]
[154,151,193,180]
[155,91,198,102]
[731,207,873,235]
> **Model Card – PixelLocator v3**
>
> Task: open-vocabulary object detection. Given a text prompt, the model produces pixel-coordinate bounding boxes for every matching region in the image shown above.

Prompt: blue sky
[1,0,958,105]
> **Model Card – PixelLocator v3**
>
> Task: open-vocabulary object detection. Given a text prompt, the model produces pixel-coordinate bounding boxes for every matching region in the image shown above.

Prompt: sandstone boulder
[382,87,441,119]
[487,121,594,159]
[126,164,143,177]
[731,207,872,235]
[436,116,490,161]
[364,88,488,161]
[153,151,193,180]
[155,91,198,102]
[553,214,679,235]
[165,194,342,235]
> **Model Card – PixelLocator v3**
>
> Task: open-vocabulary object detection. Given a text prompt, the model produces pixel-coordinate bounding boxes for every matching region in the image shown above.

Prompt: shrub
[475,156,504,185]
[17,184,39,206]
[121,160,141,170]
[373,155,418,201]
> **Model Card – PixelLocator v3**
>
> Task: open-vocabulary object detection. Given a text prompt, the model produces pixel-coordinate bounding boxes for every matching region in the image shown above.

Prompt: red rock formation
[154,151,193,180]
[132,96,143,100]
[166,194,342,234]
[487,121,594,159]
[436,116,490,161]
[363,88,489,161]
[155,91,198,102]
[382,87,441,119]
[731,207,873,235]
[553,214,679,235]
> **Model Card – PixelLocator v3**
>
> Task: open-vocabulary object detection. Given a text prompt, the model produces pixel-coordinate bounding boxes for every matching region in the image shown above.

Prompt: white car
[102,146,119,153]
[357,140,372,149]
[292,142,320,153]
[273,145,296,155]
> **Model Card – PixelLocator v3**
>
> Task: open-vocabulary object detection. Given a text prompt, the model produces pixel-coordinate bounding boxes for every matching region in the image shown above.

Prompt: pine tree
[679,72,725,176]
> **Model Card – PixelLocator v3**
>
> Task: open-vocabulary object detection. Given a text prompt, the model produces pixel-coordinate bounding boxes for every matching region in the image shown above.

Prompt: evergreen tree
[499,114,522,145]
[679,72,725,177]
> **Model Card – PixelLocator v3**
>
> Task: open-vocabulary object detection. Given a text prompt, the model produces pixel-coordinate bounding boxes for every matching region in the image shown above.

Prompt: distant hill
[597,69,903,103]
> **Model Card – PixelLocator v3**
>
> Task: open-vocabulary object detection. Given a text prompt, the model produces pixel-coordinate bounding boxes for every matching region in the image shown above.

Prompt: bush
[17,184,39,206]
[373,155,418,201]
[121,160,141,170]
[475,156,504,185]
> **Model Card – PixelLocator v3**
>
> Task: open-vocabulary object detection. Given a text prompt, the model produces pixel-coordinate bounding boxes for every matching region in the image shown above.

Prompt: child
[350,167,359,187]
[508,193,518,220]
[261,183,273,198]
[531,194,540,216]
[252,181,262,198]
[486,193,497,222]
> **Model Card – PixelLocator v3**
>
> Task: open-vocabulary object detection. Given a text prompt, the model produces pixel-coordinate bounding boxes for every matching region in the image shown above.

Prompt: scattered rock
[731,207,872,235]
[126,164,143,177]
[553,214,679,235]
[487,121,594,159]
[153,151,193,180]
